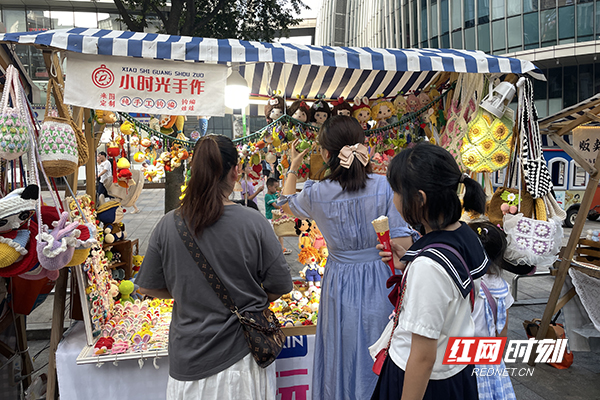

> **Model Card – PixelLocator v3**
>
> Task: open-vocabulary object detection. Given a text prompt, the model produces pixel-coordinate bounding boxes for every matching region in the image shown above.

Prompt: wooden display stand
[103,238,138,280]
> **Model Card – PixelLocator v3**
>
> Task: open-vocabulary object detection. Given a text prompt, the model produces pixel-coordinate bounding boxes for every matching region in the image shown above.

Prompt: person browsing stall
[136,134,293,400]
[278,115,415,400]
[371,143,488,400]
[96,152,112,202]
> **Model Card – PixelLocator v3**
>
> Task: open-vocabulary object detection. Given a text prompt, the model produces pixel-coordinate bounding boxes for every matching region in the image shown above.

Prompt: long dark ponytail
[180,134,238,235]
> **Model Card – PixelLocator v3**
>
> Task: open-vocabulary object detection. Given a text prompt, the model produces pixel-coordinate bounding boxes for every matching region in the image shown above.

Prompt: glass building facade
[316,0,600,118]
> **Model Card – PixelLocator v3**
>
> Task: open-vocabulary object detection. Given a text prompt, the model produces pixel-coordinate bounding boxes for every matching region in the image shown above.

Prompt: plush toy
[264,96,286,123]
[96,201,126,244]
[132,254,144,276]
[352,96,371,129]
[310,100,331,126]
[295,219,312,250]
[331,97,353,117]
[370,97,396,128]
[406,93,420,113]
[318,246,328,274]
[116,158,135,188]
[298,246,321,291]
[0,185,39,276]
[149,117,161,132]
[120,121,134,136]
[288,100,311,123]
[95,110,117,125]
[311,223,326,250]
[119,280,135,303]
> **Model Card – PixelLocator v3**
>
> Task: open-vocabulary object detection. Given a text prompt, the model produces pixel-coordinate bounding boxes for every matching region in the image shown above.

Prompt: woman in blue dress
[279,116,415,399]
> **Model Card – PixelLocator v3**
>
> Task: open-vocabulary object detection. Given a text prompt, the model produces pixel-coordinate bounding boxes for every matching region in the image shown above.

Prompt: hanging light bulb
[224,65,250,110]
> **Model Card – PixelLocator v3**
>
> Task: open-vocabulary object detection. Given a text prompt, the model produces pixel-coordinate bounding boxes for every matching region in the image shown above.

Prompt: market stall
[0,28,551,400]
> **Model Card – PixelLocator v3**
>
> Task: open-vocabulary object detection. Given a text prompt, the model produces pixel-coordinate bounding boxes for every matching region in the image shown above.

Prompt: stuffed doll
[96,201,126,244]
[264,96,286,124]
[288,100,311,123]
[370,97,396,128]
[392,94,408,123]
[406,93,420,113]
[119,280,135,303]
[295,218,312,250]
[310,223,326,250]
[0,185,39,277]
[132,254,144,276]
[116,158,135,188]
[331,97,353,117]
[299,246,321,291]
[310,100,331,127]
[352,96,371,130]
[95,110,116,125]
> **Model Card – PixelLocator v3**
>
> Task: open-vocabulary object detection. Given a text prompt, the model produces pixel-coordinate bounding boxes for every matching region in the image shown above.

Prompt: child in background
[468,221,517,400]
[265,178,292,255]
[240,163,263,206]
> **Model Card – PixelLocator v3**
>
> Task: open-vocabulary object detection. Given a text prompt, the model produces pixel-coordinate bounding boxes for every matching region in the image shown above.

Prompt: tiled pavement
[19,188,600,399]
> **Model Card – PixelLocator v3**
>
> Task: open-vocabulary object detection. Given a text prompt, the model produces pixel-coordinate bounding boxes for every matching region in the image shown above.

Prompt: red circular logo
[92,64,114,89]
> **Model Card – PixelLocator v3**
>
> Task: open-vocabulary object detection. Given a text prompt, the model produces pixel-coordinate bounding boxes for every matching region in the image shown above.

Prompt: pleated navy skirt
[371,356,479,400]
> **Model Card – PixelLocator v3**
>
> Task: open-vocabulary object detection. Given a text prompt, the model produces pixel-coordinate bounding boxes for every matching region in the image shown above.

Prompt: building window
[492,168,506,187]
[451,0,462,30]
[507,16,523,48]
[412,0,419,46]
[564,65,578,107]
[51,11,75,29]
[478,0,490,24]
[441,0,450,34]
[597,0,600,39]
[3,9,26,32]
[492,19,506,51]
[559,6,575,40]
[464,0,475,28]
[549,158,568,190]
[478,23,490,52]
[524,12,540,47]
[441,32,450,46]
[507,0,522,16]
[431,0,439,37]
[541,9,557,45]
[579,64,594,101]
[548,67,563,115]
[541,0,557,9]
[577,2,594,39]
[421,0,429,43]
[26,10,51,32]
[595,63,600,94]
[98,13,122,30]
[491,0,505,19]
[464,27,476,48]
[452,30,463,47]
[534,69,548,117]
[524,0,539,13]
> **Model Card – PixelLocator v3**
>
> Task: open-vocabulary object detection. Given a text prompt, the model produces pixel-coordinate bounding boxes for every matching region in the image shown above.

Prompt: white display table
[57,322,315,400]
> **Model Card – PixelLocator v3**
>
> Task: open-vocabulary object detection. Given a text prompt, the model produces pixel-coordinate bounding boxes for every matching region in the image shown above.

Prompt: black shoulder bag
[174,209,285,368]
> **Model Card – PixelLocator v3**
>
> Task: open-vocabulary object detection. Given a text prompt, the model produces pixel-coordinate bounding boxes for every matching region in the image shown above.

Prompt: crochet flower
[532,240,548,255]
[493,123,509,140]
[492,151,509,167]
[534,223,550,238]
[480,139,495,153]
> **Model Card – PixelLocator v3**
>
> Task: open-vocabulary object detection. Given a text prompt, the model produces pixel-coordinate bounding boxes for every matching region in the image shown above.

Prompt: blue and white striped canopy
[0,28,544,105]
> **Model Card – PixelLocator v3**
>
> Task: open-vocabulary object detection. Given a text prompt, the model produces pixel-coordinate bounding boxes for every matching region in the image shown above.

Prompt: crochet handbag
[487,143,534,226]
[517,78,552,199]
[174,210,285,368]
[460,107,514,173]
[440,73,484,170]
[0,65,31,160]
[38,78,78,177]
[272,211,297,237]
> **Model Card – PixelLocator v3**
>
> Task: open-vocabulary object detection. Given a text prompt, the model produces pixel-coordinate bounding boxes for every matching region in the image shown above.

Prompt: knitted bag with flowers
[460,107,514,172]
[39,79,78,177]
[0,65,31,160]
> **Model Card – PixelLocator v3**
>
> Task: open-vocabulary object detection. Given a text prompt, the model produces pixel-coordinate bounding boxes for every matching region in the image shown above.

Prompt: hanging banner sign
[65,53,226,117]
[573,126,600,168]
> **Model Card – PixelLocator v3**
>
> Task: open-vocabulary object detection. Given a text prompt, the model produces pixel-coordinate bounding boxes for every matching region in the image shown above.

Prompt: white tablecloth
[56,322,315,400]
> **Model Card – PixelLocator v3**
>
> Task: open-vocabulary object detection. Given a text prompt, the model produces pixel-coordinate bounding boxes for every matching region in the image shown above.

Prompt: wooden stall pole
[45,268,68,400]
[15,314,33,390]
[84,108,96,200]
[528,150,600,366]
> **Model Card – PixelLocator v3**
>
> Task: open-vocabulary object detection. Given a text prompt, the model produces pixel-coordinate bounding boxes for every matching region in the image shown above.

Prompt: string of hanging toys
[92,81,454,200]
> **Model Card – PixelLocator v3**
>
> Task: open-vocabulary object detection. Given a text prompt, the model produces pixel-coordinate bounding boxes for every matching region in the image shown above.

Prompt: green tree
[113,0,308,41]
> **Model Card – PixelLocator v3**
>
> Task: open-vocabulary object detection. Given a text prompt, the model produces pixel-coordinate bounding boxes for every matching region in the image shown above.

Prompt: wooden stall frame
[528,99,600,366]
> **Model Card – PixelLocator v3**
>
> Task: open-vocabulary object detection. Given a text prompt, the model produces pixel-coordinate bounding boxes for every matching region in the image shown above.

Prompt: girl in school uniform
[371,142,489,400]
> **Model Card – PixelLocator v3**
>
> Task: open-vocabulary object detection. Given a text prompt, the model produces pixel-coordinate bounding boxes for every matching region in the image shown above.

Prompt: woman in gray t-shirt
[137,134,292,400]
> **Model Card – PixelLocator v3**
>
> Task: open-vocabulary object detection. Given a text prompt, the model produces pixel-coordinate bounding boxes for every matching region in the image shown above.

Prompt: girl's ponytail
[461,174,486,215]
